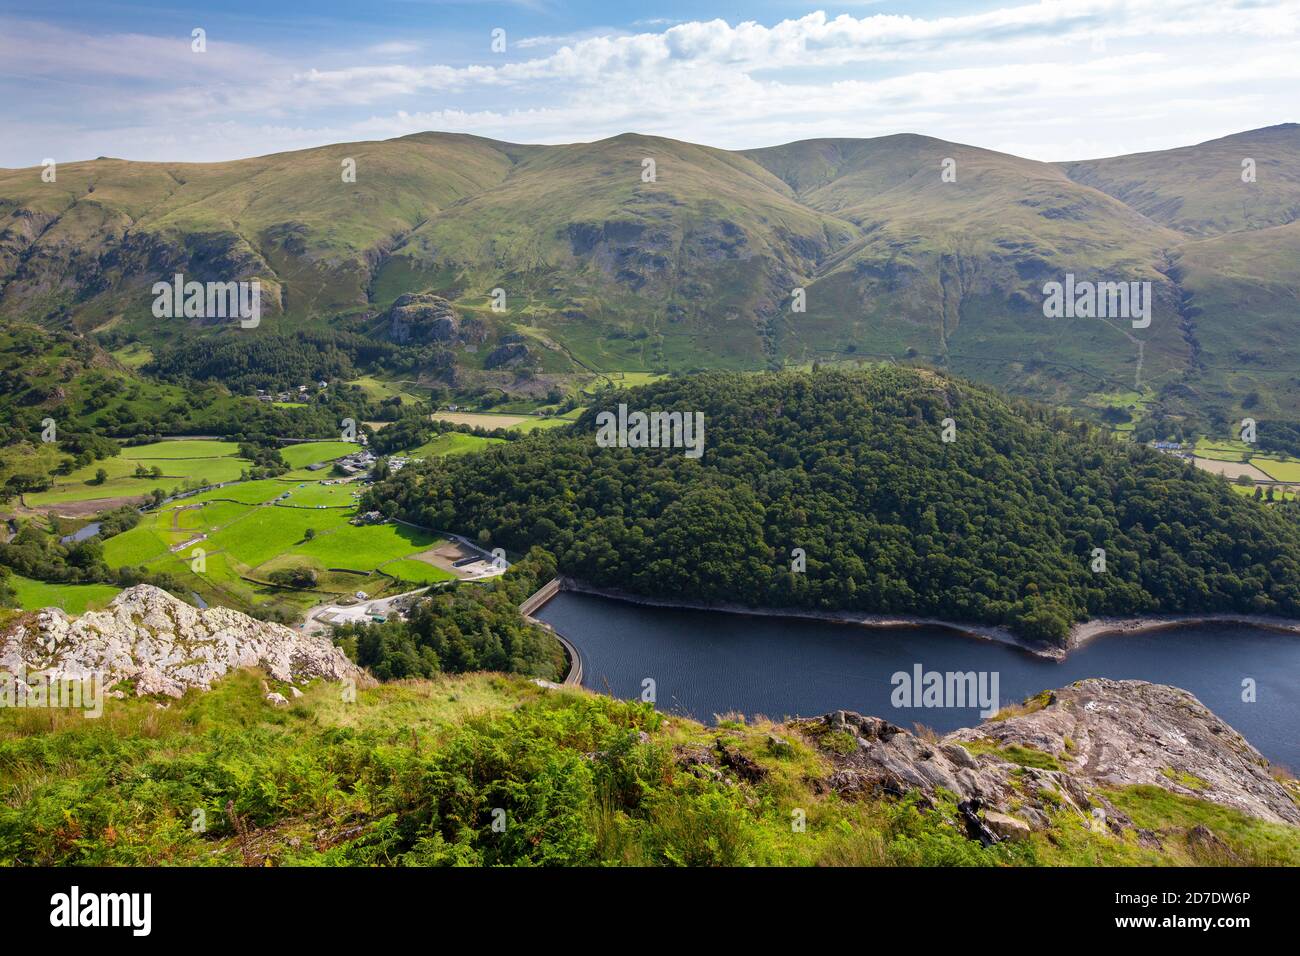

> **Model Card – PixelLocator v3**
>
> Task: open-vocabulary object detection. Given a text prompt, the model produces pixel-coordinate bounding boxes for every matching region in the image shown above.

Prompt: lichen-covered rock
[795,678,1300,831]
[0,585,372,698]
[948,679,1300,826]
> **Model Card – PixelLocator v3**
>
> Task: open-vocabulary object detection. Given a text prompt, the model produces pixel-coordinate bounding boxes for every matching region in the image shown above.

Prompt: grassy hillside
[4,572,119,614]
[366,366,1300,644]
[393,133,854,371]
[1159,220,1300,428]
[1,668,1294,866]
[745,134,1188,404]
[1059,124,1300,237]
[1,126,1297,433]
[0,133,521,334]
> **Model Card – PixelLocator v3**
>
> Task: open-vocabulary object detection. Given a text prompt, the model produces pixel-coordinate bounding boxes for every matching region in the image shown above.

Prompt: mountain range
[2,123,1298,432]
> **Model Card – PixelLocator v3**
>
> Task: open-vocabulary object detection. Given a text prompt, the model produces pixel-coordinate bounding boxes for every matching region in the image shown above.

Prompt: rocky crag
[788,678,1299,842]
[0,585,371,698]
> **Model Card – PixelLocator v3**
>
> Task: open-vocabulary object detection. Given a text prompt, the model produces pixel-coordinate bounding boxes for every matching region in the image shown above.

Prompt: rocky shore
[558,579,1300,661]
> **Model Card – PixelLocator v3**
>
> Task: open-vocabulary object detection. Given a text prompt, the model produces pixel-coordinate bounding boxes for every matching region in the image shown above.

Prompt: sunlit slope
[393,133,859,369]
[1055,124,1300,430]
[0,134,519,332]
[746,135,1189,401]
[1059,124,1300,237]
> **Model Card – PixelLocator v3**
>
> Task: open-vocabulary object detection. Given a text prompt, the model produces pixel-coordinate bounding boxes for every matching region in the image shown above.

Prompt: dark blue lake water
[537,592,1300,767]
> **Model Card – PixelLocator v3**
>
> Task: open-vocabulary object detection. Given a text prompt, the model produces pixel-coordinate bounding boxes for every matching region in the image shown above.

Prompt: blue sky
[2,0,1297,166]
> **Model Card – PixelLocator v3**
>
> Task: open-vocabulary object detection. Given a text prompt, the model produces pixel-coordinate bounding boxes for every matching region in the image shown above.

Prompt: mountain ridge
[3,123,1297,434]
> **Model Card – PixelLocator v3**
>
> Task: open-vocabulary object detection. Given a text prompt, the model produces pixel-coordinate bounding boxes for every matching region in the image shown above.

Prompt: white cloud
[2,1,1297,166]
[366,41,423,56]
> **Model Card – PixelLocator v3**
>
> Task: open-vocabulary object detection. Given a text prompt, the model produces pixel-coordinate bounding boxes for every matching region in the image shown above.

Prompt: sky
[2,0,1297,167]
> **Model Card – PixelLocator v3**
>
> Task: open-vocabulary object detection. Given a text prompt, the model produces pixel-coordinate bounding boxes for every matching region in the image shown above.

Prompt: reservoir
[59,522,101,544]
[537,591,1300,767]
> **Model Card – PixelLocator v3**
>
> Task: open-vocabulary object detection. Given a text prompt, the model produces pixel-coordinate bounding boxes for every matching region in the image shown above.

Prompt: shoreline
[536,579,1300,663]
[1066,613,1300,651]
[555,578,1063,659]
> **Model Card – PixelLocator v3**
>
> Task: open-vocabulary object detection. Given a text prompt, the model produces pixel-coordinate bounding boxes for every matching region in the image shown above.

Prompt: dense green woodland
[144,329,402,394]
[367,367,1300,644]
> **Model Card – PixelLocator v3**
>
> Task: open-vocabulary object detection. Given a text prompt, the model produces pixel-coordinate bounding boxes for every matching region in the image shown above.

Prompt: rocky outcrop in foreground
[0,585,371,697]
[794,679,1300,834]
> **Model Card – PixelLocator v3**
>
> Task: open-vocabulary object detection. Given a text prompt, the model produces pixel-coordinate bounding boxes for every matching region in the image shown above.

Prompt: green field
[24,477,161,507]
[270,482,361,507]
[510,417,571,433]
[377,558,457,585]
[44,423,496,619]
[1194,437,1251,462]
[100,522,174,567]
[1082,388,1155,434]
[409,432,505,458]
[296,522,439,571]
[8,574,120,614]
[122,440,240,459]
[280,441,359,469]
[1251,458,1300,482]
[25,441,356,511]
[608,371,669,388]
[25,439,251,508]
[161,480,287,507]
[1230,483,1297,502]
[97,474,455,618]
[1187,437,1300,482]
[348,375,431,405]
[206,507,352,567]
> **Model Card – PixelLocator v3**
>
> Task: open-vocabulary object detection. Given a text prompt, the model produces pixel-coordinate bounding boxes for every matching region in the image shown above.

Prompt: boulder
[983,811,1031,842]
[0,585,373,699]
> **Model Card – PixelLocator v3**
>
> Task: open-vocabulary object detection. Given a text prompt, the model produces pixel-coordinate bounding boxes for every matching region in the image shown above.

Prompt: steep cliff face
[0,585,370,697]
[798,678,1300,836]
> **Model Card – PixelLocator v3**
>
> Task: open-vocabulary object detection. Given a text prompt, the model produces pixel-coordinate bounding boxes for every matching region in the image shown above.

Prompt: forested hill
[368,367,1300,644]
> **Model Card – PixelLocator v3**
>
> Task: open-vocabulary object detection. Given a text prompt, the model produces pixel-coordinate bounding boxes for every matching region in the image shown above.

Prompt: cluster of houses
[336,449,377,475]
[1148,440,1193,461]
[256,381,329,403]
